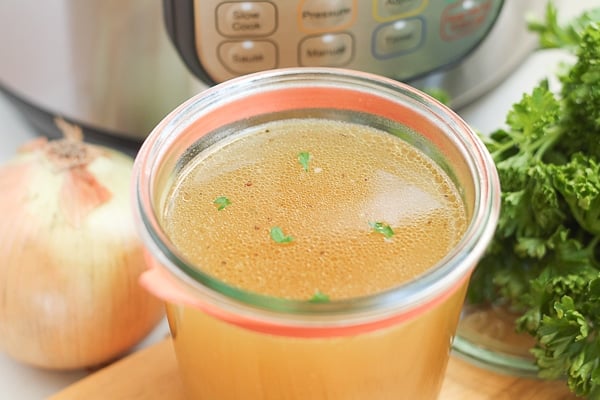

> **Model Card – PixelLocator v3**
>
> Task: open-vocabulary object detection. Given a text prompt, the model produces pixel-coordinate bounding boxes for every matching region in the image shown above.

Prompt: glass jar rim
[132,67,500,333]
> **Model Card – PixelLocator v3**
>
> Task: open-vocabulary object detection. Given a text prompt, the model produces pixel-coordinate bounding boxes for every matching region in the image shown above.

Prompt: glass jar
[454,301,539,376]
[131,68,501,399]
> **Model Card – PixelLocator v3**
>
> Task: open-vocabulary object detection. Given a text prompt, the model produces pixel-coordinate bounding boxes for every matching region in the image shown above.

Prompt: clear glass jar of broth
[132,68,500,400]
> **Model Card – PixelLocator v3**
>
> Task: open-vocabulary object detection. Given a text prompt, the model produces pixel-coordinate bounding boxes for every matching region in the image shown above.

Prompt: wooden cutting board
[49,338,577,400]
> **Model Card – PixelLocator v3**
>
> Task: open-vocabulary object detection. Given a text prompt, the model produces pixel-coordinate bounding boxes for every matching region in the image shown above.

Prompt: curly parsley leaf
[213,196,231,211]
[298,151,311,172]
[528,2,600,50]
[369,221,394,239]
[467,9,600,397]
[270,226,294,244]
[550,154,600,235]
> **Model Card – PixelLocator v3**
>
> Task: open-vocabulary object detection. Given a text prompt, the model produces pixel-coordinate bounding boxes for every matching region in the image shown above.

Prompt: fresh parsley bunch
[467,3,600,397]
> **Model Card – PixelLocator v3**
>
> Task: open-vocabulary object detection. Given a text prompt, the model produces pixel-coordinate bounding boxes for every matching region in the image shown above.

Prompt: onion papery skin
[0,141,164,370]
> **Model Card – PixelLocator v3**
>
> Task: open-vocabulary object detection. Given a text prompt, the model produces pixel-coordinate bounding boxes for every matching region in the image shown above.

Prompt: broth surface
[163,118,467,300]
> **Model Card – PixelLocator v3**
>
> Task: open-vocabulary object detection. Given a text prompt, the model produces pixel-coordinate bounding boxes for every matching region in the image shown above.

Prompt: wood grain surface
[49,338,578,400]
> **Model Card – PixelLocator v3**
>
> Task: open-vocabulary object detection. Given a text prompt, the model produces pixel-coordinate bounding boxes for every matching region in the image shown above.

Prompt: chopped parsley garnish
[369,221,394,238]
[270,226,293,243]
[213,196,231,211]
[309,290,330,303]
[298,151,311,172]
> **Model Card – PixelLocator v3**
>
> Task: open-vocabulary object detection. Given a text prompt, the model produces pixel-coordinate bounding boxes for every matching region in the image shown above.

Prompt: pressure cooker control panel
[164,0,503,85]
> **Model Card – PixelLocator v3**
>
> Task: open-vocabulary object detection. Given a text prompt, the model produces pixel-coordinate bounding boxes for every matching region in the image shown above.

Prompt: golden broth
[160,117,469,400]
[163,118,467,300]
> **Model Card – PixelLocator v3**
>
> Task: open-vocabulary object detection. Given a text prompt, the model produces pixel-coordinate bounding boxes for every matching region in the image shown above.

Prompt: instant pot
[0,0,547,149]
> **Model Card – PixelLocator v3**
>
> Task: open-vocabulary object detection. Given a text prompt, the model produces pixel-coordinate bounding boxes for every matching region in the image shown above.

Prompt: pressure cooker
[0,0,547,148]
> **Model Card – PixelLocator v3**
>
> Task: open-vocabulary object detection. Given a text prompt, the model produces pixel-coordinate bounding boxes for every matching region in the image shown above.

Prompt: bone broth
[163,118,467,299]
[160,117,469,399]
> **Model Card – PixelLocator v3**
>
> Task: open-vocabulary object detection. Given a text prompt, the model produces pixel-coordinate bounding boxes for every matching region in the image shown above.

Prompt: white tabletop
[1,2,598,397]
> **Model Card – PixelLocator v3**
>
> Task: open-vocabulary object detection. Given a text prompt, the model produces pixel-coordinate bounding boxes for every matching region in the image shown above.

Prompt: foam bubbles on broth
[162,118,467,300]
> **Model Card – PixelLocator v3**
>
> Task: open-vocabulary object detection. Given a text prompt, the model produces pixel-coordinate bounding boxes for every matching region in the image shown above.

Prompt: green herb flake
[270,226,294,244]
[369,221,394,238]
[298,151,311,172]
[309,290,330,303]
[213,196,231,211]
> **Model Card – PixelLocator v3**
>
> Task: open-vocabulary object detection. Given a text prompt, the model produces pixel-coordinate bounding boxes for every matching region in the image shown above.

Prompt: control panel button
[299,33,353,66]
[375,0,427,20]
[217,2,277,37]
[299,0,356,32]
[218,40,277,74]
[191,0,505,86]
[373,18,423,58]
[441,0,493,41]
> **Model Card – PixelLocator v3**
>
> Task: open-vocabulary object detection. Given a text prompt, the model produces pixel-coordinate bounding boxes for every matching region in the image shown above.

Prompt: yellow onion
[0,119,164,370]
